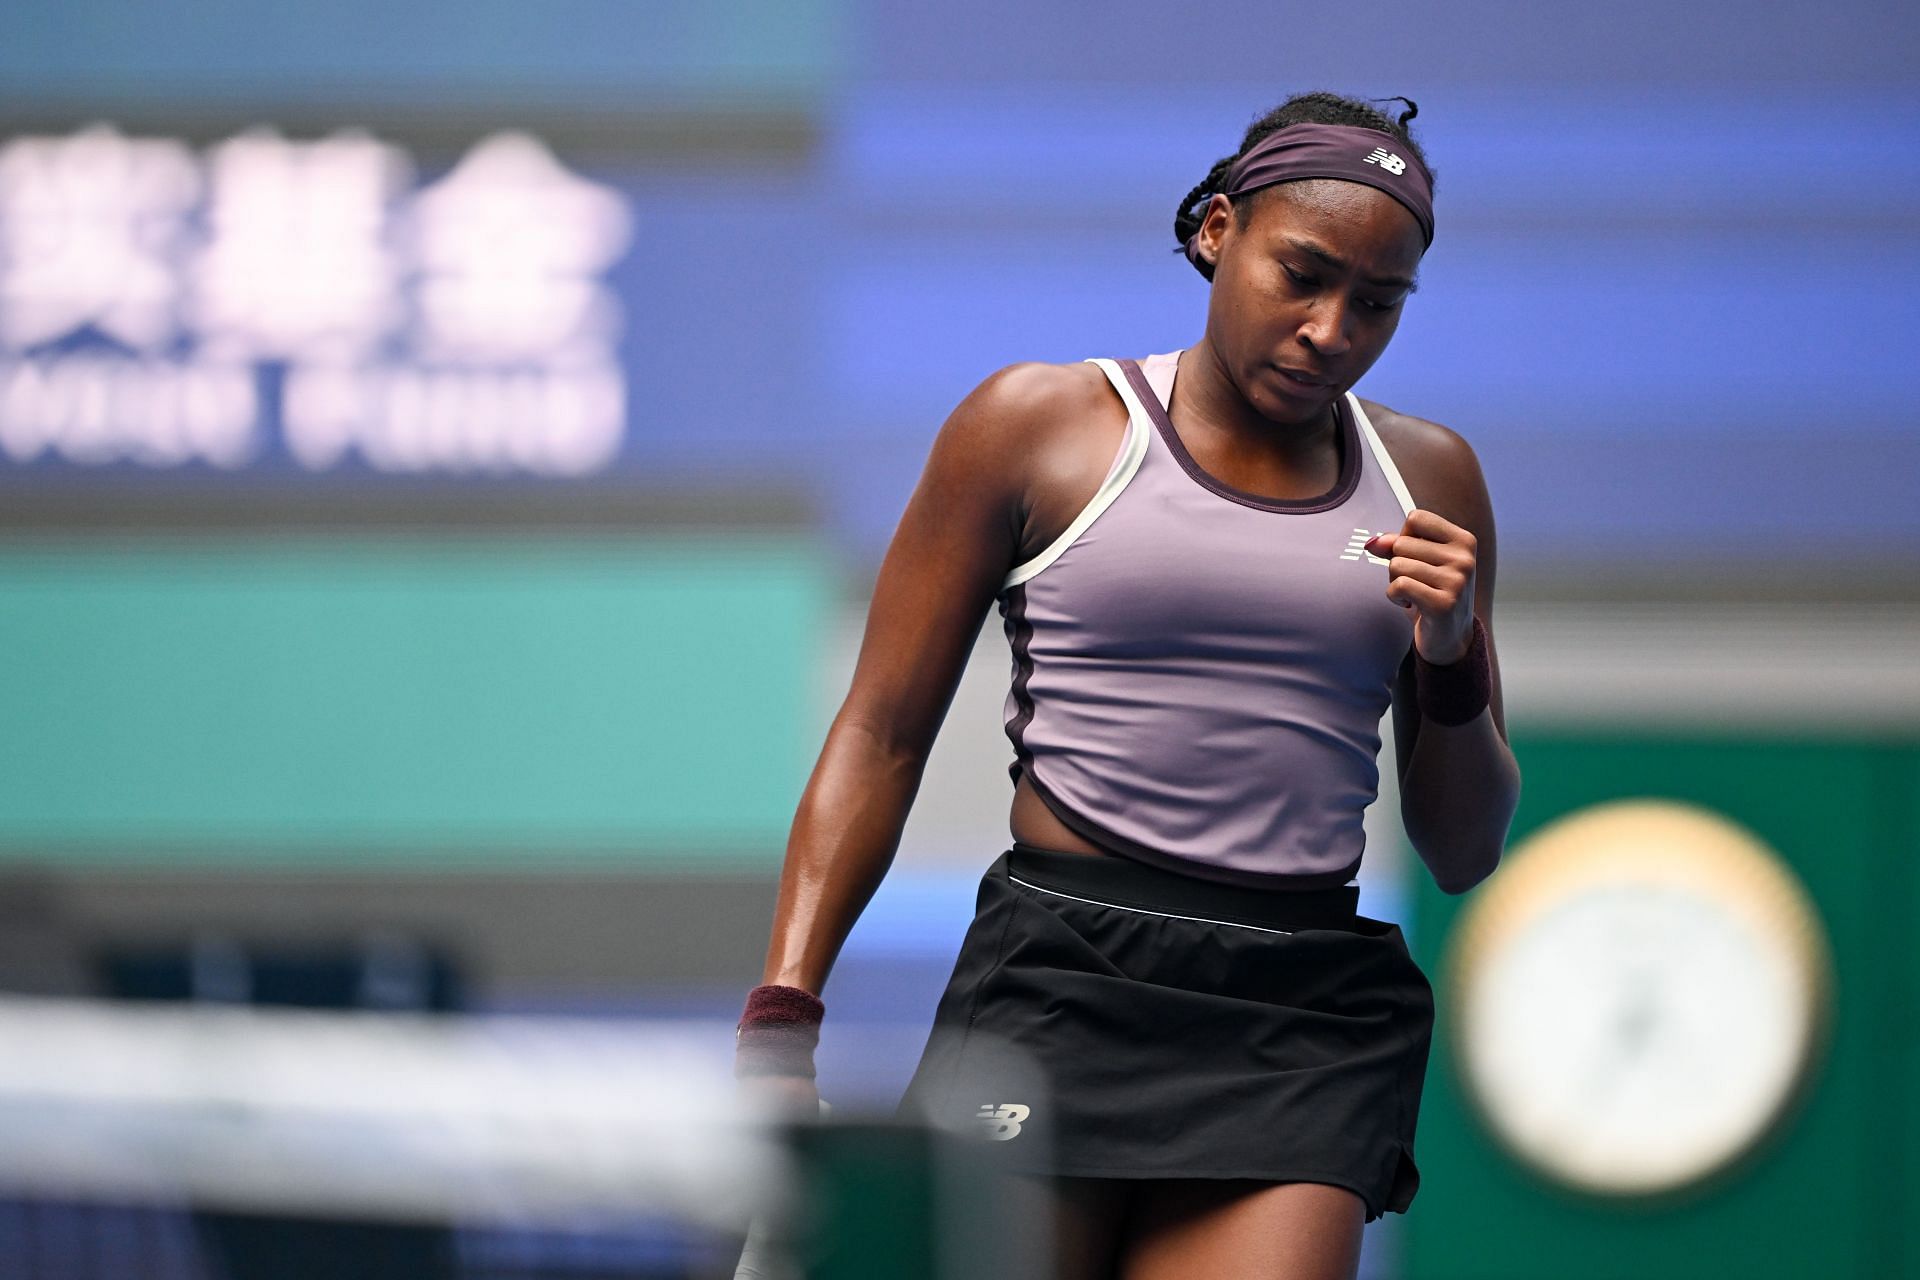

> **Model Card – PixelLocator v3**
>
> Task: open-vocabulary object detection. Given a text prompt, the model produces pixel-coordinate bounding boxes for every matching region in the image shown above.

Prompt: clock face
[1446,801,1831,1197]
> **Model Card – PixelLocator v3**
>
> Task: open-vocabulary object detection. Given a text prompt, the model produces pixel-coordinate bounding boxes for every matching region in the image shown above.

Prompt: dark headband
[1184,123,1435,274]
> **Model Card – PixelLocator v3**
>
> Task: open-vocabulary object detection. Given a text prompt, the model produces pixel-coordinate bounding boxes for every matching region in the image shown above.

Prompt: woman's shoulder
[940,359,1127,486]
[955,360,1116,434]
[935,361,1132,567]
[1354,398,1491,522]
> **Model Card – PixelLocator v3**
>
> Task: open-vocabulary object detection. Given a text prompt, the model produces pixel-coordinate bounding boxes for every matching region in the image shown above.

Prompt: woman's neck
[1172,340,1339,462]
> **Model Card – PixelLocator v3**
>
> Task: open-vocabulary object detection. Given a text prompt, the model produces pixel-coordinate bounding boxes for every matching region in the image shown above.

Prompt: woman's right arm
[756,363,1078,999]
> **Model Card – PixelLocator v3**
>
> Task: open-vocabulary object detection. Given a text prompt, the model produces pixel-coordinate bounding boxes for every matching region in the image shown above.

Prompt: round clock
[1443,798,1833,1199]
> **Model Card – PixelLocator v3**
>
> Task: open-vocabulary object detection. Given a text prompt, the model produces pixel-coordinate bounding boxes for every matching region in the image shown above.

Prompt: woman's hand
[740,1072,821,1120]
[1364,509,1478,665]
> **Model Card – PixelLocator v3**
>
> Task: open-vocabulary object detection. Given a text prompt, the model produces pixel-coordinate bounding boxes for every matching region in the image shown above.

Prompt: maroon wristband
[1414,617,1491,727]
[734,984,825,1080]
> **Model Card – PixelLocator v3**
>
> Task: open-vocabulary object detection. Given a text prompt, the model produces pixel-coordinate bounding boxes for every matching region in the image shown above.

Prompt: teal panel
[0,1,844,103]
[1404,735,1912,1280]
[0,536,829,864]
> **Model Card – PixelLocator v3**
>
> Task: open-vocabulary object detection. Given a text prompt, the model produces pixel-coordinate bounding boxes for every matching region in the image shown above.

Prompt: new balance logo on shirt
[1362,147,1407,176]
[976,1103,1030,1140]
[1340,528,1389,566]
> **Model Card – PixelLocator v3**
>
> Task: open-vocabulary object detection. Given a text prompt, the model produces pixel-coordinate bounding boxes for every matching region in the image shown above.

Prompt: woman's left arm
[1363,413,1521,895]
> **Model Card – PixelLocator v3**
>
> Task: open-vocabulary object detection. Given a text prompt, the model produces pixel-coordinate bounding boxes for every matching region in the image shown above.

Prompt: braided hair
[1174,92,1433,281]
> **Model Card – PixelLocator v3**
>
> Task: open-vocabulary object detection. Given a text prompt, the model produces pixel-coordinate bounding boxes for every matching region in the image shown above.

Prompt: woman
[736,91,1522,1280]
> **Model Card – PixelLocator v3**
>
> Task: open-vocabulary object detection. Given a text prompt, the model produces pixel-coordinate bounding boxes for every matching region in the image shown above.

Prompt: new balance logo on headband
[1363,147,1408,176]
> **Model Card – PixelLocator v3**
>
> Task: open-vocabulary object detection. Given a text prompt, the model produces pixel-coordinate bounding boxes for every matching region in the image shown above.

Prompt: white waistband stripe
[1007,874,1295,936]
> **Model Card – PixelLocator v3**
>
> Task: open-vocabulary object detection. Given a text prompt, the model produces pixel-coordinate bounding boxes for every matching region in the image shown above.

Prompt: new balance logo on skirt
[1341,528,1389,566]
[1363,147,1408,175]
[976,1103,1030,1140]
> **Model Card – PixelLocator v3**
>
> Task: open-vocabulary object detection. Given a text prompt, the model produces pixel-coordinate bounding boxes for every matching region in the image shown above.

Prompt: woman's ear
[1194,193,1235,270]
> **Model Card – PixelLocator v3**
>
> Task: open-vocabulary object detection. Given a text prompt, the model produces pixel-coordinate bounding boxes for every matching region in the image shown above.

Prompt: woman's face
[1196,179,1426,427]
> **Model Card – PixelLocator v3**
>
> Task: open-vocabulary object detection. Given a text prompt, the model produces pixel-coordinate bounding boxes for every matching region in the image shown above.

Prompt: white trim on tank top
[1000,357,1417,590]
[1346,392,1417,519]
[1001,358,1151,590]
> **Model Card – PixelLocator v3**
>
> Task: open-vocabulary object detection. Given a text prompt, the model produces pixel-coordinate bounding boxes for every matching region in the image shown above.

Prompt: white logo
[0,125,636,478]
[0,126,200,352]
[1362,147,1408,176]
[409,132,632,367]
[975,1102,1030,1141]
[1341,527,1388,566]
[191,129,411,363]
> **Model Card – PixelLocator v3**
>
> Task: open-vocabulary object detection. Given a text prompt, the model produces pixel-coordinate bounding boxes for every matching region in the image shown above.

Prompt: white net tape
[0,995,783,1230]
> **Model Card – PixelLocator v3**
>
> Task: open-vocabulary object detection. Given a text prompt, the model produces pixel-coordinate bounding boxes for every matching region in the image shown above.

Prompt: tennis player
[737,91,1522,1280]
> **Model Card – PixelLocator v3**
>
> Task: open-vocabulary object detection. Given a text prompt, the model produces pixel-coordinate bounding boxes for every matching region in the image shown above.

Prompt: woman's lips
[1273,366,1332,395]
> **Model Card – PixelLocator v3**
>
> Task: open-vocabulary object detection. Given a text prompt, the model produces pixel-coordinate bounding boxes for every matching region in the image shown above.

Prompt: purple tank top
[1000,350,1417,888]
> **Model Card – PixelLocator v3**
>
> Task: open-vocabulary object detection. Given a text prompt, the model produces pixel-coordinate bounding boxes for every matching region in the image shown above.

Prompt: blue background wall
[1,0,1915,575]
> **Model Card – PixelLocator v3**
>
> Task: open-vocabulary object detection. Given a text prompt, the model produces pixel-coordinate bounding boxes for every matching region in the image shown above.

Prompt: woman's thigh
[1026,1175,1131,1280]
[1119,1179,1366,1280]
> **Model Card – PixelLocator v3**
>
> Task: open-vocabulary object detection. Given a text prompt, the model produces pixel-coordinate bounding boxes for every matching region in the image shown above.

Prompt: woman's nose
[1299,298,1353,357]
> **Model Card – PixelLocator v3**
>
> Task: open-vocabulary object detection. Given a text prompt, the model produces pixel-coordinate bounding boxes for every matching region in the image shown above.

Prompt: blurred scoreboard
[0,0,842,492]
[0,127,633,477]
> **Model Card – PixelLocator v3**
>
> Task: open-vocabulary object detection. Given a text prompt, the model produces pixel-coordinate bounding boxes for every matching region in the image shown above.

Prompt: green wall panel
[1405,735,1915,1280]
[0,536,829,864]
[1891,747,1920,1280]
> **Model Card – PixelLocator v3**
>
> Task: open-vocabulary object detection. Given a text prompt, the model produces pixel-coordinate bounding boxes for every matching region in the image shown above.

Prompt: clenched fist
[1364,509,1477,666]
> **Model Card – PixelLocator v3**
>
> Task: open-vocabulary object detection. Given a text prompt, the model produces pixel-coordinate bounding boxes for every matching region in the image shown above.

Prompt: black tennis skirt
[898,844,1434,1222]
